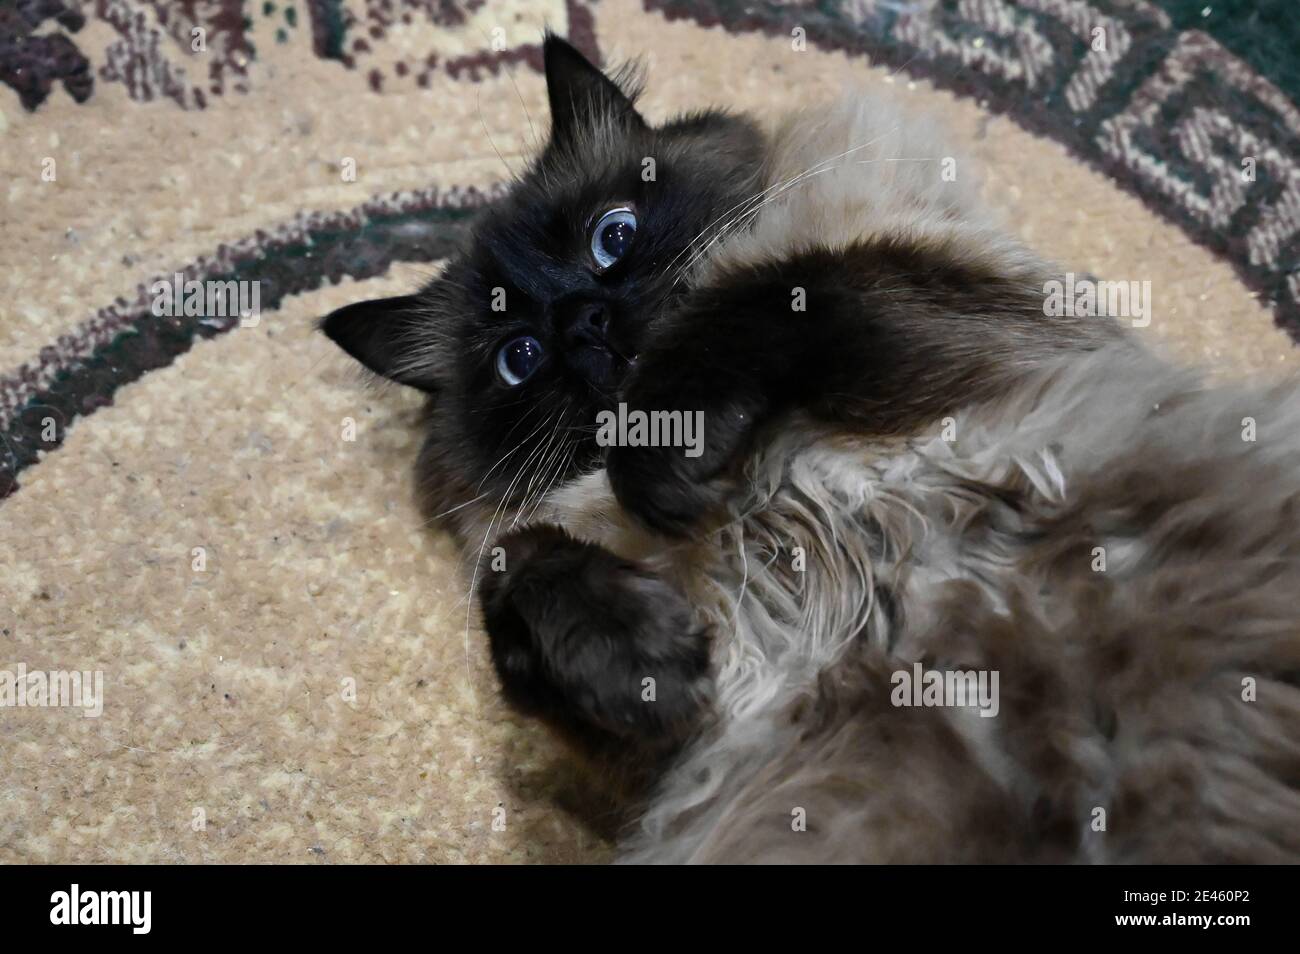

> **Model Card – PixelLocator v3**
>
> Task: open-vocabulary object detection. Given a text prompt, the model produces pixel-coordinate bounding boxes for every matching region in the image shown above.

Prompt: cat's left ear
[320,294,439,393]
[543,32,645,144]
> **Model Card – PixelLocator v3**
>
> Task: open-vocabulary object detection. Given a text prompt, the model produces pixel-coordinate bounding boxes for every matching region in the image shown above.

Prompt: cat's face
[323,35,765,516]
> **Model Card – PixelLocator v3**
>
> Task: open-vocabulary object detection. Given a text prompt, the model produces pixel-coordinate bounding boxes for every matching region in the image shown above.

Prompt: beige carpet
[2,0,1297,862]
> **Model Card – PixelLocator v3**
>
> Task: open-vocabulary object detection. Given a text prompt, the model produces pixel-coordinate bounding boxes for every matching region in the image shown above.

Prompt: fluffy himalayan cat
[322,34,1300,863]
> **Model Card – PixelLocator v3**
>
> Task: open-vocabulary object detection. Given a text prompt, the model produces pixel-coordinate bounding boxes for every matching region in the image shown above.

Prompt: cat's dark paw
[606,441,728,537]
[605,386,765,536]
[479,525,713,751]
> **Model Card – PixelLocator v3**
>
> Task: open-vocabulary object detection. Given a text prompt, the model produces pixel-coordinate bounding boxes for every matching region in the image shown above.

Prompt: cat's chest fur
[489,345,1300,863]
[510,391,1059,849]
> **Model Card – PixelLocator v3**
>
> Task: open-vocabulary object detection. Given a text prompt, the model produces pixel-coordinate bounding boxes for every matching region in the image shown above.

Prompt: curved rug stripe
[645,0,1300,344]
[0,185,497,500]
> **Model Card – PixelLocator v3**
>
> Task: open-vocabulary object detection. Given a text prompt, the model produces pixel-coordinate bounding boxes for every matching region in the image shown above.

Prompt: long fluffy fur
[458,93,1300,862]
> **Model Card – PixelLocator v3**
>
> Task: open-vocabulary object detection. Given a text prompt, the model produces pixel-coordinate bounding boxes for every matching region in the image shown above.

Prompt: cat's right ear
[543,32,645,145]
[320,294,438,393]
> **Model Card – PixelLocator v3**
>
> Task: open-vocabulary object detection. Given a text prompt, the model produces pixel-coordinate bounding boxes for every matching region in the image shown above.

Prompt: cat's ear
[320,294,438,393]
[543,32,645,144]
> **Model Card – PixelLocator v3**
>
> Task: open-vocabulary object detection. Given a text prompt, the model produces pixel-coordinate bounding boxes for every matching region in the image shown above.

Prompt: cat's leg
[607,249,955,535]
[478,524,713,758]
[607,244,1120,534]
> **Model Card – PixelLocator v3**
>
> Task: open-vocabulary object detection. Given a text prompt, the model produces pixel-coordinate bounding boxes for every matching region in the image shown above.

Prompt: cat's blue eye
[590,207,637,271]
[496,336,544,386]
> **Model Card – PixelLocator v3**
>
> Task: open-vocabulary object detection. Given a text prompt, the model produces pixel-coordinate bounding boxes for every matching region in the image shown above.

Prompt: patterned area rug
[2,0,1297,862]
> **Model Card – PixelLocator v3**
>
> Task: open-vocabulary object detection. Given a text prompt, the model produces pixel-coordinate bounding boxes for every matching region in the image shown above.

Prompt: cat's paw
[605,389,764,536]
[479,525,713,749]
[606,442,727,537]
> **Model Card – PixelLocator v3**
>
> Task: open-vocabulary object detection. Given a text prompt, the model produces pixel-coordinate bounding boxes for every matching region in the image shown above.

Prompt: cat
[322,34,1300,863]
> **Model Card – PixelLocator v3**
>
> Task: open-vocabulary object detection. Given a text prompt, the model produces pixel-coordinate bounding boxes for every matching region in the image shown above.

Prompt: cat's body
[515,348,1300,863]
[324,37,1300,863]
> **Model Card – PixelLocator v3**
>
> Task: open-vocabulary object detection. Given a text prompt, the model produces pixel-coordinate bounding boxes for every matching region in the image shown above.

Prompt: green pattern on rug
[1157,1,1300,105]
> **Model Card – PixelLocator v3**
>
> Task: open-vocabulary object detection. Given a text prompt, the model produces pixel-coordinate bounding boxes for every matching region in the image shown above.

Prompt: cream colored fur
[459,93,1300,863]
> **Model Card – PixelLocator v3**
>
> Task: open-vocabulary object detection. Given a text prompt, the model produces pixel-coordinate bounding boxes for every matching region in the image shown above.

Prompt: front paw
[605,394,762,536]
[479,525,713,749]
[606,442,725,537]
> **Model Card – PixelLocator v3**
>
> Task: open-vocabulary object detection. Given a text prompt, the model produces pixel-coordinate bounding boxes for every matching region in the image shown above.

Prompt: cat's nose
[578,301,611,336]
[558,299,612,348]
